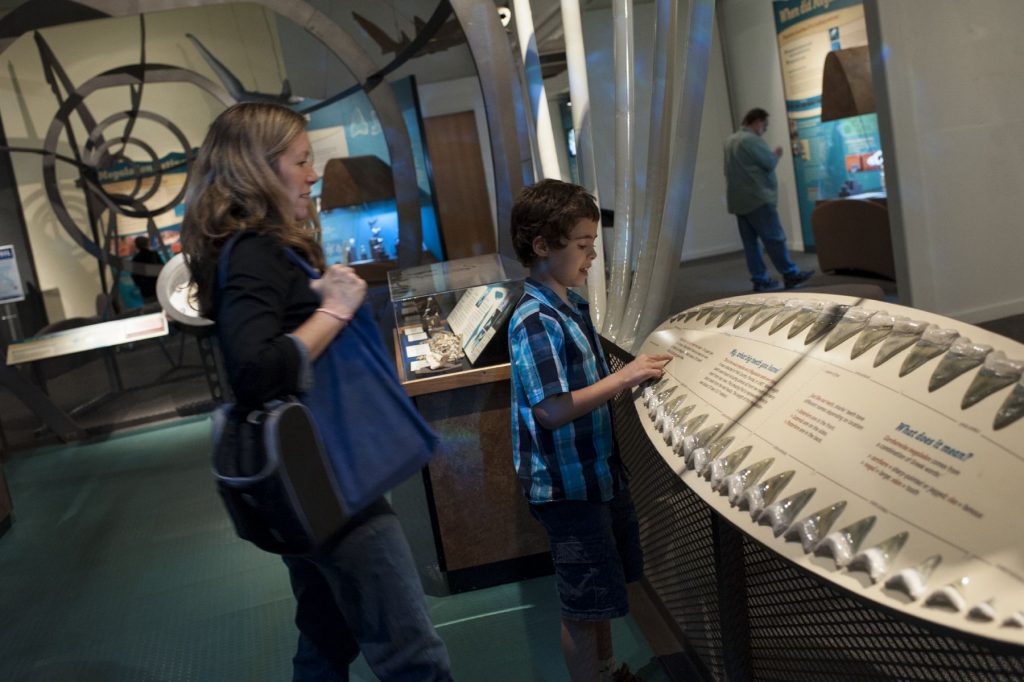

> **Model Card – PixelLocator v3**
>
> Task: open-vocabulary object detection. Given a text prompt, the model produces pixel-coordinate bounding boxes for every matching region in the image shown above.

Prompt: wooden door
[422,111,496,259]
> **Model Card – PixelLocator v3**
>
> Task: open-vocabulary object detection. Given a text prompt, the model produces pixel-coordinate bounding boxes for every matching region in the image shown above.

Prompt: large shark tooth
[732,298,766,328]
[993,375,1024,431]
[741,470,795,519]
[786,301,825,340]
[961,351,1024,409]
[642,377,670,407]
[803,304,849,345]
[726,458,775,505]
[709,445,753,490]
[666,404,697,447]
[647,386,678,418]
[850,312,898,360]
[716,302,746,328]
[702,303,728,326]
[968,599,998,622]
[655,396,686,432]
[924,576,970,612]
[748,301,786,332]
[682,423,724,466]
[693,305,715,322]
[785,500,847,553]
[928,337,992,392]
[874,319,929,368]
[693,436,736,475]
[883,554,942,600]
[671,414,709,456]
[758,488,816,536]
[813,516,877,566]
[1003,611,1024,628]
[824,307,876,351]
[899,327,959,377]
[768,299,808,335]
[847,532,909,582]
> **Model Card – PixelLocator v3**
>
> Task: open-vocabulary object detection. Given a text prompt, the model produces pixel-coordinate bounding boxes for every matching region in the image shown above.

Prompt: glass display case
[387,254,527,382]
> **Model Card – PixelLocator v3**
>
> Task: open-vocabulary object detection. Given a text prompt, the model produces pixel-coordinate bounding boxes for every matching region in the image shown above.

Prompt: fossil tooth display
[682,423,723,466]
[741,470,795,519]
[768,299,807,336]
[967,599,998,622]
[847,532,909,582]
[666,404,697,447]
[874,319,929,368]
[709,445,753,490]
[692,436,735,475]
[715,302,745,328]
[725,458,775,505]
[748,301,786,332]
[813,515,877,566]
[647,386,678,418]
[993,375,1024,430]
[758,488,816,537]
[655,396,686,432]
[924,576,970,612]
[785,301,824,340]
[642,378,670,407]
[850,312,898,360]
[732,298,765,329]
[883,554,942,601]
[702,303,728,326]
[824,307,876,351]
[899,327,959,377]
[785,501,847,553]
[671,414,708,455]
[1003,611,1024,628]
[961,351,1024,409]
[928,337,992,392]
[803,304,849,345]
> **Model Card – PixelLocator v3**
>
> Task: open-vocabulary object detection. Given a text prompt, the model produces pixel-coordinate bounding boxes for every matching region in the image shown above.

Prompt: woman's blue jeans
[736,203,799,284]
[282,498,451,681]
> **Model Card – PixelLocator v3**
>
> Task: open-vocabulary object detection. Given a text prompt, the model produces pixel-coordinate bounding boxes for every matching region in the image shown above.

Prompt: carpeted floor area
[0,416,666,681]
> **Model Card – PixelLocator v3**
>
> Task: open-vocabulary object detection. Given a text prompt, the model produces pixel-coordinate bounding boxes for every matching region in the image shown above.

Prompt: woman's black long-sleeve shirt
[215,232,317,408]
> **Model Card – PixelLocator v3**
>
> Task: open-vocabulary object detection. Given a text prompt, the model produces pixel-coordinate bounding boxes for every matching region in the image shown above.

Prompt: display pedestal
[396,352,551,592]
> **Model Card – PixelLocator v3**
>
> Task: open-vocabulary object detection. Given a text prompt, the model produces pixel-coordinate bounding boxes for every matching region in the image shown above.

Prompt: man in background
[131,235,163,304]
[724,107,814,292]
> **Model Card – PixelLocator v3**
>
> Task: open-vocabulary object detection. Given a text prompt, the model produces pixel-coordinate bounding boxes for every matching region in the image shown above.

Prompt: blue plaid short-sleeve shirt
[509,278,615,503]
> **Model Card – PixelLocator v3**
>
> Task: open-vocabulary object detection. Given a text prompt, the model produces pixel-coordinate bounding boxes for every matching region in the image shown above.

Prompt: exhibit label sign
[637,293,1024,645]
[0,244,25,304]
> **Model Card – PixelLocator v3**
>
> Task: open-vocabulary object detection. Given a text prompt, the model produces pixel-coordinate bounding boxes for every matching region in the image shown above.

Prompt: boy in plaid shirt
[508,179,670,681]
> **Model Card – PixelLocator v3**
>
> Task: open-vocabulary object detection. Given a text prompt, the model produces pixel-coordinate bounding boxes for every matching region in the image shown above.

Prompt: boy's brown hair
[510,179,600,266]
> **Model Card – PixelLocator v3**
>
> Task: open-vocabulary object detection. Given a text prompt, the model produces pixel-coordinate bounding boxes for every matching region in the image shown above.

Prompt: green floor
[0,417,665,681]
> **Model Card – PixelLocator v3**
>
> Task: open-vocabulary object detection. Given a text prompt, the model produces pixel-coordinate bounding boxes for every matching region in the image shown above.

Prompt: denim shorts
[530,488,644,622]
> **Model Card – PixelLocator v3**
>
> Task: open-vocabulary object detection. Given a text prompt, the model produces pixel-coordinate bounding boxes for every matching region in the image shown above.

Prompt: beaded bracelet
[316,307,353,324]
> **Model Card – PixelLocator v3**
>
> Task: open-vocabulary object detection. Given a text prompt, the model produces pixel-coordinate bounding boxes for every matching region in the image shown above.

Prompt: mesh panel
[604,341,1024,681]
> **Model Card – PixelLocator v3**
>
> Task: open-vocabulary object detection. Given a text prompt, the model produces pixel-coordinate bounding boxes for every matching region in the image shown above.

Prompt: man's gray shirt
[724,126,779,215]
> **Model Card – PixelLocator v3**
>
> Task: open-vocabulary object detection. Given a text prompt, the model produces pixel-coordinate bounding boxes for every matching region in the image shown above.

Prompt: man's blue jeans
[736,203,799,285]
[282,498,452,681]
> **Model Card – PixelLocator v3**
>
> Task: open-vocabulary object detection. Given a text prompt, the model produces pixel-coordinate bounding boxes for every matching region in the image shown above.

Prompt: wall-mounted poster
[773,0,883,247]
[0,245,26,304]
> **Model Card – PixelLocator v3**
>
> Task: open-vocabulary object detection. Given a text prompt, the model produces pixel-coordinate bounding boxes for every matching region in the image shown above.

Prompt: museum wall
[0,5,284,321]
[865,0,1024,323]
[716,0,804,251]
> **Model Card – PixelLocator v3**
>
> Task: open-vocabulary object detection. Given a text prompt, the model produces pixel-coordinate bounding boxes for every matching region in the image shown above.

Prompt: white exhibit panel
[636,292,1024,646]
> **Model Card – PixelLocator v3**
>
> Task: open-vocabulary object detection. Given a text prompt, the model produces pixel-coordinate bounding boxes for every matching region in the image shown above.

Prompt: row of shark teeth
[638,381,1023,629]
[669,301,1024,430]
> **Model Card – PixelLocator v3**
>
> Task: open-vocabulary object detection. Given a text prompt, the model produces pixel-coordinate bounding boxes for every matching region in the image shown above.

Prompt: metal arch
[0,0,424,268]
[449,0,533,258]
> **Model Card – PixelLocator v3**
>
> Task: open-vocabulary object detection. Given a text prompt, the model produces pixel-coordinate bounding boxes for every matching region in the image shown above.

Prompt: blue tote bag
[284,249,439,515]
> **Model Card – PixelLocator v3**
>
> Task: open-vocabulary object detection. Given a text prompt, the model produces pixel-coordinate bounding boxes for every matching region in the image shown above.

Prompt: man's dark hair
[741,107,770,126]
[134,235,151,251]
[510,179,599,266]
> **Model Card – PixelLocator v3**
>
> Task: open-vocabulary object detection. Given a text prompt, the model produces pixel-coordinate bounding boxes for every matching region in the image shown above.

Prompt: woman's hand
[311,264,367,318]
[616,354,672,390]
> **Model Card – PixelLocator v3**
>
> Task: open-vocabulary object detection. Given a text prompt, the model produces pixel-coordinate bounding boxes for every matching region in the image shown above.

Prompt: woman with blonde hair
[182,102,451,681]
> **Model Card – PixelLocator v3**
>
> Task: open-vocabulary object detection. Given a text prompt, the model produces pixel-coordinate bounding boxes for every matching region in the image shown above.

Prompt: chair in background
[811,198,896,281]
